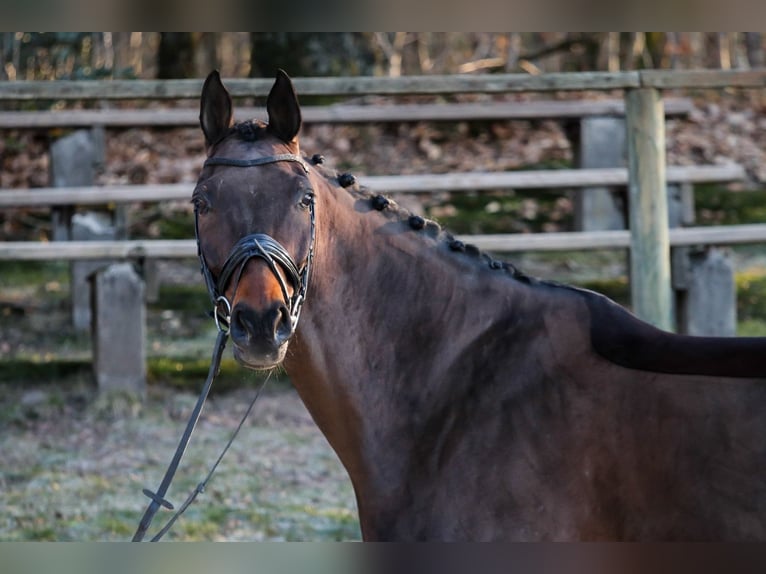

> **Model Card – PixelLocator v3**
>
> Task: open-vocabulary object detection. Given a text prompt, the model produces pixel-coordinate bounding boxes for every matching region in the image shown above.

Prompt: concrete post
[675,248,737,336]
[49,130,97,241]
[49,129,119,330]
[71,212,115,330]
[574,116,627,231]
[91,263,146,397]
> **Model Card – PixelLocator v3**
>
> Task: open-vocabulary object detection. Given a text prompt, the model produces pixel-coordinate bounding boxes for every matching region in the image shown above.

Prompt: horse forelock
[231,119,269,142]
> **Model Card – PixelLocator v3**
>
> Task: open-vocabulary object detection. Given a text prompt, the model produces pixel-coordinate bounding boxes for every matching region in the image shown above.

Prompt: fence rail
[3,224,766,261]
[0,165,746,208]
[2,68,765,332]
[0,98,695,128]
[0,70,764,101]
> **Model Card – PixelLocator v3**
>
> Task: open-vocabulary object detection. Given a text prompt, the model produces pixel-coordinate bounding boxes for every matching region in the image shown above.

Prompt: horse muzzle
[229,301,293,368]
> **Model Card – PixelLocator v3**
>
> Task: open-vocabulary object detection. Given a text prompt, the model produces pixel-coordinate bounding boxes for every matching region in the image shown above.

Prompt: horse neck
[283,180,519,513]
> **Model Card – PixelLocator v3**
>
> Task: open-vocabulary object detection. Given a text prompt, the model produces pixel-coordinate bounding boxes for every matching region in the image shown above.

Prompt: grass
[0,260,69,287]
[151,284,211,314]
[0,359,92,384]
[736,271,766,321]
[96,510,138,538]
[694,184,766,226]
[0,356,287,394]
[429,187,573,235]
[0,380,360,542]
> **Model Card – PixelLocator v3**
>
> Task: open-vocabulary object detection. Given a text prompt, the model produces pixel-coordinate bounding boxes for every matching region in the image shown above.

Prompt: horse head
[193,70,315,369]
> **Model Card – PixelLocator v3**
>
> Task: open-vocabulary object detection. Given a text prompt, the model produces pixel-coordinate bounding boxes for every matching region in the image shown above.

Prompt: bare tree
[718,32,732,69]
[607,32,621,72]
[505,32,521,72]
[374,32,410,77]
[157,33,195,79]
[194,33,218,77]
[250,33,376,78]
[1,32,12,80]
[745,32,764,67]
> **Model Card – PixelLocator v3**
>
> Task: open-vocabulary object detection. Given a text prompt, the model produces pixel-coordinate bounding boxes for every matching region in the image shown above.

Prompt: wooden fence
[2,68,766,334]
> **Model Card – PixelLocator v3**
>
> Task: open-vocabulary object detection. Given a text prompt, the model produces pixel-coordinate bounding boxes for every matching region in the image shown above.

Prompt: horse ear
[199,70,233,147]
[266,69,302,144]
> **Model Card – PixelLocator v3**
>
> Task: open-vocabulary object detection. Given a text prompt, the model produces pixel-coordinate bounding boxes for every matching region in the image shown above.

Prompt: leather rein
[132,152,315,542]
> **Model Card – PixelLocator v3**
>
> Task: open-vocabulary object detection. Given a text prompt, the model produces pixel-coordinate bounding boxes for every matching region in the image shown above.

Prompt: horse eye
[192,196,209,215]
[192,194,210,214]
[300,191,314,208]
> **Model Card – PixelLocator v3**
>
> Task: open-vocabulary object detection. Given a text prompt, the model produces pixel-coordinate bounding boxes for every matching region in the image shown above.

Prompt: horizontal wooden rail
[474,224,766,252]
[2,224,766,261]
[0,70,763,102]
[0,239,196,260]
[639,69,766,89]
[0,165,746,208]
[0,98,694,129]
[0,72,642,100]
[364,165,745,194]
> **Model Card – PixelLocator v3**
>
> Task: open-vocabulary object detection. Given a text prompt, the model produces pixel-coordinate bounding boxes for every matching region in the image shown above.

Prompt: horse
[192,69,766,541]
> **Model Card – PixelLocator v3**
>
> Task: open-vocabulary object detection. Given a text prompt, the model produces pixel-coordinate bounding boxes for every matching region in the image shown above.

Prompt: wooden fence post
[625,88,674,332]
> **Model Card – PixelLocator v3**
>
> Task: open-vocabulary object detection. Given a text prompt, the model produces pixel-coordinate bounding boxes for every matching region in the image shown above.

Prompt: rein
[132,152,314,542]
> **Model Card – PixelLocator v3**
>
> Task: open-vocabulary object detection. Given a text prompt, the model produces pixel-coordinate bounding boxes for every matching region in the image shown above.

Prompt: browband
[204,153,310,173]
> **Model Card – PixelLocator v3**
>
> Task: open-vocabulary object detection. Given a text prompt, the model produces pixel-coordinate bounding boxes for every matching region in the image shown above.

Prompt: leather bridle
[195,152,315,334]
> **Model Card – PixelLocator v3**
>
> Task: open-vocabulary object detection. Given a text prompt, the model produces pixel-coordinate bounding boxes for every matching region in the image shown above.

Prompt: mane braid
[217,124,547,289]
[309,157,536,286]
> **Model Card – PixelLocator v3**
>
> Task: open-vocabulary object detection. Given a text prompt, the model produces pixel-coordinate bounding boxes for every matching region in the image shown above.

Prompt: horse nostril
[230,303,292,345]
[231,305,257,341]
[274,304,292,340]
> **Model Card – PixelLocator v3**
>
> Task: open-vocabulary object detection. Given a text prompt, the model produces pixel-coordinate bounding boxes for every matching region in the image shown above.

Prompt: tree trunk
[250,33,376,78]
[193,33,218,77]
[745,33,764,68]
[607,32,620,72]
[111,33,132,77]
[718,32,731,69]
[157,32,195,79]
[0,33,9,81]
[505,32,521,72]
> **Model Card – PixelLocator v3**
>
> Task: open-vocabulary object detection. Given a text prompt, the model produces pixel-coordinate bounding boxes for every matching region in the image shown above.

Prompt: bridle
[132,151,315,542]
[195,152,316,334]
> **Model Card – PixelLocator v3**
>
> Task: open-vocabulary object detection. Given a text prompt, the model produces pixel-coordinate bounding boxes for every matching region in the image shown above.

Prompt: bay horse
[193,69,766,541]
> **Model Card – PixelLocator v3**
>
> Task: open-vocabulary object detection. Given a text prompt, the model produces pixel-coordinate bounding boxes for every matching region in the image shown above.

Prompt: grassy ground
[0,261,362,541]
[0,381,360,542]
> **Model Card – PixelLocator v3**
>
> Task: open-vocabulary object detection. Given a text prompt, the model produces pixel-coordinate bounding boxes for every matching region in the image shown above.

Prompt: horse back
[577,287,766,379]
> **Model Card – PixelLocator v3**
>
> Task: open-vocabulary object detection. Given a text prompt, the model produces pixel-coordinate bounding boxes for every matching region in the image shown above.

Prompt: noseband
[194,153,315,334]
